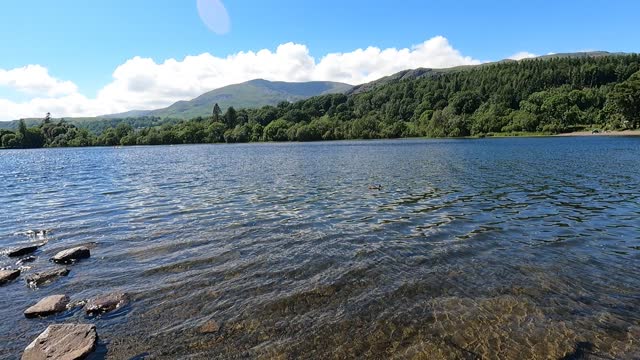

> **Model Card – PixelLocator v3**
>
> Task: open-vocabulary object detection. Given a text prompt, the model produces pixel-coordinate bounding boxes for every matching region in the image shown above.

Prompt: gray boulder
[0,269,20,285]
[24,295,70,318]
[51,246,90,264]
[85,292,127,315]
[25,268,70,288]
[22,324,97,360]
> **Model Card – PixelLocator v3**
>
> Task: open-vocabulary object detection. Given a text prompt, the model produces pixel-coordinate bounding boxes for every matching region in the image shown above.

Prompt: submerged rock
[0,269,20,285]
[51,246,90,264]
[67,299,87,310]
[22,324,97,360]
[25,268,70,287]
[85,292,127,315]
[199,320,220,334]
[24,295,70,318]
[7,243,43,258]
[16,256,37,266]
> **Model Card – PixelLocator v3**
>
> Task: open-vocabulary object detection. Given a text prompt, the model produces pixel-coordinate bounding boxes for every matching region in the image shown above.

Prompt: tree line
[2,55,640,149]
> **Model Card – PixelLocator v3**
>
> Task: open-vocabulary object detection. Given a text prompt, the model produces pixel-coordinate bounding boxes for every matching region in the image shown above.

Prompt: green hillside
[347,51,625,95]
[100,110,153,119]
[146,79,352,119]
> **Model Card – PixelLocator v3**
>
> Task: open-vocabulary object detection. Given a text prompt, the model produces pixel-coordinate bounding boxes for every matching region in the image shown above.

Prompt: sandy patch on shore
[555,130,640,137]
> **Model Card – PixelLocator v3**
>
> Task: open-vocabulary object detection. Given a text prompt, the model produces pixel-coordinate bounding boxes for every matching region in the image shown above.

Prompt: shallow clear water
[0,138,639,359]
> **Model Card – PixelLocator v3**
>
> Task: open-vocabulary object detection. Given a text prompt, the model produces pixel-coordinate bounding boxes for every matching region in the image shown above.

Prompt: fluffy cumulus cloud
[0,65,78,97]
[0,36,490,120]
[314,36,481,83]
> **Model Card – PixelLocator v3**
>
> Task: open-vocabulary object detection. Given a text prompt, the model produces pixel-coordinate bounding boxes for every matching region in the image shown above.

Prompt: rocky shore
[1,230,135,359]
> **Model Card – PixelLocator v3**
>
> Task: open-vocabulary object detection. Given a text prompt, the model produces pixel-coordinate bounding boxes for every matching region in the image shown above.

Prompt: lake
[1,137,639,359]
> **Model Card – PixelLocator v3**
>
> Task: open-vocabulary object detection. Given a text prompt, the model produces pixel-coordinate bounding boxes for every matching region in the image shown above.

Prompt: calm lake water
[1,138,639,359]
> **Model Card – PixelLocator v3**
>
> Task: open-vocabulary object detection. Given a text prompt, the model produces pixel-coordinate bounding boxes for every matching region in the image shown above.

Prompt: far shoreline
[2,131,640,151]
[552,129,640,137]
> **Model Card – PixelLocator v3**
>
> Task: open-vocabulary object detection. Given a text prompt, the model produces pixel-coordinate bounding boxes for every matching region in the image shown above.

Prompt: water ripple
[1,138,639,359]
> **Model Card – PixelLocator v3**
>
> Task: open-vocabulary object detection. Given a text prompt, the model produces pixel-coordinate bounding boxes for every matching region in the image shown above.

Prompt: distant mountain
[0,79,352,130]
[537,51,627,59]
[99,110,152,119]
[141,79,352,119]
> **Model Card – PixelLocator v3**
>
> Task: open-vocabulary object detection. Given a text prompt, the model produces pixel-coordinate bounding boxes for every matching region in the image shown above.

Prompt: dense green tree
[1,133,18,148]
[177,121,207,144]
[608,70,640,128]
[248,123,264,142]
[236,109,250,125]
[224,124,250,143]
[115,123,134,139]
[263,119,291,141]
[253,106,279,126]
[449,91,483,115]
[223,107,238,128]
[212,103,222,122]
[206,122,226,143]
[67,129,95,147]
[99,128,120,146]
[22,128,45,148]
[350,114,381,139]
[505,110,538,132]
[121,133,139,146]
[18,119,28,138]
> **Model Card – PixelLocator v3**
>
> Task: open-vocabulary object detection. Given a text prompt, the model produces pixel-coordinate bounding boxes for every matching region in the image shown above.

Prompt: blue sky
[0,0,638,120]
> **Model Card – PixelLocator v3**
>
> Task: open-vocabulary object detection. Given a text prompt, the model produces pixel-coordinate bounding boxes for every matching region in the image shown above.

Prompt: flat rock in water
[7,244,43,258]
[22,323,97,360]
[51,246,90,264]
[85,292,127,314]
[25,268,70,287]
[24,295,70,318]
[0,269,20,285]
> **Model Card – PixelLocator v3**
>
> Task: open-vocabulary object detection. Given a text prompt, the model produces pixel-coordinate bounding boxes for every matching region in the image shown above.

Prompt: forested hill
[346,51,625,95]
[324,53,640,138]
[1,54,639,148]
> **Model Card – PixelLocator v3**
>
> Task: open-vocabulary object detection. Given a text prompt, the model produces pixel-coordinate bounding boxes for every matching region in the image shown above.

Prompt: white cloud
[0,65,78,97]
[0,95,110,122]
[314,36,481,83]
[0,36,485,121]
[508,51,537,61]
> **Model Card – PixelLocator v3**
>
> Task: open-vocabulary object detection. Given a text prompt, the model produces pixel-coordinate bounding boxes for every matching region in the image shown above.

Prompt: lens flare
[196,0,230,35]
